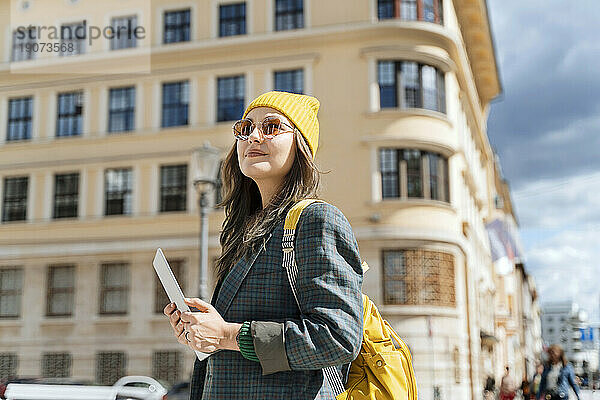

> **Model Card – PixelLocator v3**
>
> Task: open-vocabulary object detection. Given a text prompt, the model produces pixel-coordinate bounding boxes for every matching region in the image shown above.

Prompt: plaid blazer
[189,202,364,400]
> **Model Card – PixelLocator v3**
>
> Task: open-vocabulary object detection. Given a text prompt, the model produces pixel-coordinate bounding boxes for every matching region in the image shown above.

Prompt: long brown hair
[214,129,321,283]
[547,344,568,367]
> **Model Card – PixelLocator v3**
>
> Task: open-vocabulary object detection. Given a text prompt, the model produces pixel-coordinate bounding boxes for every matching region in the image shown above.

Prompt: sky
[486,0,600,321]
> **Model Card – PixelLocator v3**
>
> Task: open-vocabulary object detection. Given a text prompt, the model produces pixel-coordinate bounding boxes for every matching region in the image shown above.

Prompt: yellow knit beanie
[242,91,320,159]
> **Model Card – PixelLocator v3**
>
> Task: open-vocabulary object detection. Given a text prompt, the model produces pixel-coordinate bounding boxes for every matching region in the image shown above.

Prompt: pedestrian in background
[500,366,516,400]
[163,91,364,399]
[537,344,581,400]
[483,375,496,400]
[530,363,544,399]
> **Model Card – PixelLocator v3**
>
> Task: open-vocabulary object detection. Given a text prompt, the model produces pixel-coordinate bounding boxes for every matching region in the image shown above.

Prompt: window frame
[110,15,139,50]
[273,68,304,94]
[161,81,189,128]
[2,176,28,223]
[159,164,188,213]
[53,172,79,219]
[378,148,449,203]
[56,91,84,138]
[99,263,129,315]
[108,86,136,133]
[274,0,304,31]
[7,96,33,142]
[104,168,133,216]
[216,75,245,122]
[163,8,191,44]
[382,248,456,307]
[0,353,18,381]
[11,27,37,62]
[59,21,87,56]
[46,265,75,317]
[218,2,247,37]
[376,0,443,24]
[96,351,126,385]
[152,351,182,385]
[377,60,446,113]
[41,352,72,378]
[0,267,23,319]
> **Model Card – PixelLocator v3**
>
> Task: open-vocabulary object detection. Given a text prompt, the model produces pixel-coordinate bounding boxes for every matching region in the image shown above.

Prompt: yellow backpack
[283,199,418,400]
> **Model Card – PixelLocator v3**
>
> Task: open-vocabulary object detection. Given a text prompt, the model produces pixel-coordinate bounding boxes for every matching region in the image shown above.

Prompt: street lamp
[192,142,221,301]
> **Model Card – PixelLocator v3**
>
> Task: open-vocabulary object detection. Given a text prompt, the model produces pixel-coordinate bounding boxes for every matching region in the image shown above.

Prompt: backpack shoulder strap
[281,199,346,397]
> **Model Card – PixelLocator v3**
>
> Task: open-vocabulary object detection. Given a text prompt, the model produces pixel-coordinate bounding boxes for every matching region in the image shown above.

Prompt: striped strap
[282,199,346,397]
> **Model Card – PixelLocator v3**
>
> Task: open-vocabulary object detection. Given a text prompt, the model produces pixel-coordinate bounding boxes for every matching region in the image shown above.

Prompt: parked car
[5,375,167,400]
[164,381,189,400]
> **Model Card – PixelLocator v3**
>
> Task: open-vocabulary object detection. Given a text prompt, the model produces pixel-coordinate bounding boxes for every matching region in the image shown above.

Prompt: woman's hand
[163,302,188,346]
[180,298,242,353]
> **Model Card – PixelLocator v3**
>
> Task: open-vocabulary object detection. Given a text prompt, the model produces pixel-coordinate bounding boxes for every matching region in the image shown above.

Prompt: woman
[530,363,544,400]
[163,91,364,399]
[537,344,581,400]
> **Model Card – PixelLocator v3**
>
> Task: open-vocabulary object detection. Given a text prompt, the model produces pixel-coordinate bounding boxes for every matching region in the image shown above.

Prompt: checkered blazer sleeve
[283,202,364,370]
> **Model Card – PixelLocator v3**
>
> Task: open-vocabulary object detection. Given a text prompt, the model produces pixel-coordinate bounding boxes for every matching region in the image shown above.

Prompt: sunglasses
[232,116,297,140]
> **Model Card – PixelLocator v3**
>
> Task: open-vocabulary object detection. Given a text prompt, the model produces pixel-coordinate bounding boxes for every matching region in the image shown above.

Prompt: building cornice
[452,0,502,105]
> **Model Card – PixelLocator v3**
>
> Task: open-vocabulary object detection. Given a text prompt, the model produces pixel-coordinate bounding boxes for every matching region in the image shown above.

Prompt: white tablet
[153,248,210,361]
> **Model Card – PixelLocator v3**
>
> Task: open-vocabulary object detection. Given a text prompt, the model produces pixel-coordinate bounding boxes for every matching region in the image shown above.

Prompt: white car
[5,375,167,400]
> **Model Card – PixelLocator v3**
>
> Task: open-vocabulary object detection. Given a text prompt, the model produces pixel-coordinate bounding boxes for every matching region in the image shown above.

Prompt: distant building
[542,301,599,375]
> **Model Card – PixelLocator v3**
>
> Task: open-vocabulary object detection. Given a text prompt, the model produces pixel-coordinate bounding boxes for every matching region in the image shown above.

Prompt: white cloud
[513,171,600,229]
[525,229,600,321]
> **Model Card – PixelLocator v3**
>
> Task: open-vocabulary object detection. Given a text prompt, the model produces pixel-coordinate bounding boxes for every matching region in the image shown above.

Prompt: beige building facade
[0,0,540,398]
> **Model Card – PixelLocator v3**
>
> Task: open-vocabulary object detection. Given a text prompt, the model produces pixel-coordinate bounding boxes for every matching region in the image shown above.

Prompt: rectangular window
[160,165,187,212]
[41,352,72,378]
[383,251,406,303]
[46,265,75,317]
[378,61,397,108]
[274,69,304,94]
[99,263,129,315]
[111,16,138,50]
[217,75,245,122]
[161,81,189,128]
[164,9,191,44]
[429,153,449,202]
[152,351,182,384]
[105,168,133,216]
[377,0,395,19]
[275,0,304,31]
[0,268,23,319]
[7,97,33,142]
[423,0,435,22]
[402,61,420,108]
[377,0,442,23]
[96,352,126,385]
[403,149,422,198]
[60,22,86,56]
[380,149,399,199]
[379,149,449,202]
[0,353,18,381]
[377,60,445,112]
[383,249,455,306]
[56,91,83,137]
[401,0,417,20]
[12,27,36,61]
[155,260,184,313]
[2,177,28,222]
[53,173,79,219]
[108,87,135,133]
[219,2,246,37]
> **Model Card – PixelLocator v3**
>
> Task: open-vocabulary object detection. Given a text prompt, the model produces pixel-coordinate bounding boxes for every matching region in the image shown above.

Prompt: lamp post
[192,142,221,301]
